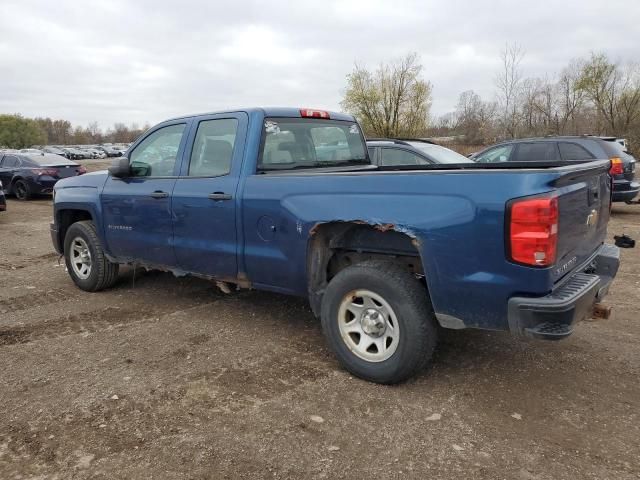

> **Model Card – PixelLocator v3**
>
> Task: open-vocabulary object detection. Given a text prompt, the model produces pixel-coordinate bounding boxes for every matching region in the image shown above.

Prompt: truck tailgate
[553,161,611,282]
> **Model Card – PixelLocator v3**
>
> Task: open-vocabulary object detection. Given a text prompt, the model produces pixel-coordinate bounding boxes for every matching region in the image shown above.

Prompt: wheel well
[307,222,424,316]
[56,209,93,253]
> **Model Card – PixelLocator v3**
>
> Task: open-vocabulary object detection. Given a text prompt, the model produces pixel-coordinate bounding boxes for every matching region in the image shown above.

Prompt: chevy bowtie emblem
[586,209,598,227]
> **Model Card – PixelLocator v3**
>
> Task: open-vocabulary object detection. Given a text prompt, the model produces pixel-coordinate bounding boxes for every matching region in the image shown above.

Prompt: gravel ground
[0,196,639,479]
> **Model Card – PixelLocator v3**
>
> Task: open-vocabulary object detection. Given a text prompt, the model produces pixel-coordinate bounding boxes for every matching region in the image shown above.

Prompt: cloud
[0,0,638,129]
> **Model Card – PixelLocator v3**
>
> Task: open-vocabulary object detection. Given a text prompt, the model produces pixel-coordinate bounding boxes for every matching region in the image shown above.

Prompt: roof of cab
[165,107,356,123]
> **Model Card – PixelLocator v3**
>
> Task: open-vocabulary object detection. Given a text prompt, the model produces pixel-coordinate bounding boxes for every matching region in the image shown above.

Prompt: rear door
[101,122,188,266]
[171,113,247,278]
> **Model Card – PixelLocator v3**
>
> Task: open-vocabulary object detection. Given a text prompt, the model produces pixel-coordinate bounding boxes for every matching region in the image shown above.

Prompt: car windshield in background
[408,142,474,163]
[258,118,368,171]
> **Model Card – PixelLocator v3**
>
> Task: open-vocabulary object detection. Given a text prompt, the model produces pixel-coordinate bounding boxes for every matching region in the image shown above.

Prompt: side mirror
[108,157,130,178]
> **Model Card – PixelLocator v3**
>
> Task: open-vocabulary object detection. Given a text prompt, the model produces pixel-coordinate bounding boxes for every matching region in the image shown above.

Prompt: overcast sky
[1,0,639,129]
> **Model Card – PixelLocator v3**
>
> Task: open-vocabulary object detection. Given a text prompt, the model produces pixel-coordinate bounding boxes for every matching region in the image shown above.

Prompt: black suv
[472,136,638,203]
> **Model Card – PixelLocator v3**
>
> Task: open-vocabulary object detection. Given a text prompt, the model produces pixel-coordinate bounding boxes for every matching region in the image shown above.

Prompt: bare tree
[342,53,433,137]
[577,53,640,136]
[495,43,525,138]
[454,90,497,144]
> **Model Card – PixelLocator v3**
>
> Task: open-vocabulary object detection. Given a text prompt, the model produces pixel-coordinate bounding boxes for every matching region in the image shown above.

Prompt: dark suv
[472,136,638,203]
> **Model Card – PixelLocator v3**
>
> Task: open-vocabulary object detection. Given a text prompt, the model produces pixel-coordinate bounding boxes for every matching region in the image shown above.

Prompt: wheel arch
[55,208,94,254]
[307,221,427,316]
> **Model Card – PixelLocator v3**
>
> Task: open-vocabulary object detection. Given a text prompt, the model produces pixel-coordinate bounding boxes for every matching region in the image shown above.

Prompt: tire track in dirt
[0,252,59,271]
[0,306,161,346]
[0,286,80,315]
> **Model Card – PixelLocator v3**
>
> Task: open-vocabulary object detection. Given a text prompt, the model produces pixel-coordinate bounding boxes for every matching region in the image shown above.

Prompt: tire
[64,220,119,292]
[320,260,438,384]
[13,180,31,201]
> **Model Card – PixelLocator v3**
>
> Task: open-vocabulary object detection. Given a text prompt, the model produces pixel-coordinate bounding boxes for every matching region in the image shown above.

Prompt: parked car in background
[366,139,474,166]
[42,146,69,158]
[472,136,639,203]
[78,148,99,159]
[19,148,43,155]
[0,153,87,200]
[66,147,92,160]
[96,146,122,157]
[0,180,6,212]
[87,148,107,159]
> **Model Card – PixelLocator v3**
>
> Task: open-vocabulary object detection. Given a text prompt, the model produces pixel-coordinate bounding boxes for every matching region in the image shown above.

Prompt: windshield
[408,142,473,164]
[258,118,368,171]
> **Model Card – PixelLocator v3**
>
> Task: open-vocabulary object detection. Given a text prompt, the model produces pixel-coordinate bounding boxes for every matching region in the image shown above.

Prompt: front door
[172,114,246,279]
[101,122,188,266]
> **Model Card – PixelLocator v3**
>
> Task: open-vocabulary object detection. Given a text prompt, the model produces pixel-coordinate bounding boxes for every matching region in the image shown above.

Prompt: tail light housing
[609,157,624,175]
[77,165,87,175]
[508,196,558,267]
[300,109,330,119]
[33,168,58,176]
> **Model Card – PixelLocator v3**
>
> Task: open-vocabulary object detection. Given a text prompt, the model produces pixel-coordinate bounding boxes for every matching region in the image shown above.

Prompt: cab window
[188,119,238,177]
[129,124,186,177]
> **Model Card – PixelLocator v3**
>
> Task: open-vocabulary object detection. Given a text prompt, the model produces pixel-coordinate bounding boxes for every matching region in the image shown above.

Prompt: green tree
[341,53,432,137]
[0,114,47,148]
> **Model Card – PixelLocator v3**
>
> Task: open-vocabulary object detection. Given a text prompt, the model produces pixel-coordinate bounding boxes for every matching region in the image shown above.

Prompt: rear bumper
[27,178,57,195]
[508,243,619,340]
[612,180,639,202]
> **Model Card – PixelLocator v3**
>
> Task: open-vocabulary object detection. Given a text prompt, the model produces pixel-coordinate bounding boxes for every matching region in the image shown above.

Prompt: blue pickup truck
[51,107,620,384]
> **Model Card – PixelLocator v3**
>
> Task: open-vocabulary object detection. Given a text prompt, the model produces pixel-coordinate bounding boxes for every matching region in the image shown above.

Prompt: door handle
[208,192,233,201]
[150,191,169,199]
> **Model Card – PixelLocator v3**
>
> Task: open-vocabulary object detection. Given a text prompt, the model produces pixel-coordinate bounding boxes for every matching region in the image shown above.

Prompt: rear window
[258,118,368,171]
[600,138,634,159]
[559,142,595,161]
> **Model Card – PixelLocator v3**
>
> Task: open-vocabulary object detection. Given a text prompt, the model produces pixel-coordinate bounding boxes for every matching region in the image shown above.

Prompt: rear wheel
[13,180,31,200]
[320,260,438,384]
[64,221,119,291]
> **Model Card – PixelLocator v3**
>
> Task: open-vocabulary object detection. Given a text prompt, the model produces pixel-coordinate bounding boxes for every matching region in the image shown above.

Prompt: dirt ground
[0,195,639,480]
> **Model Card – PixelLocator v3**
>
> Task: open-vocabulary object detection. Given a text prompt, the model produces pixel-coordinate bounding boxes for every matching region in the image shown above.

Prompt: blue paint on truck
[50,107,620,383]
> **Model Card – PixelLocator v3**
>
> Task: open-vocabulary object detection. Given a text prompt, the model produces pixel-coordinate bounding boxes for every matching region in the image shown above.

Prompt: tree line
[0,115,150,148]
[342,48,640,150]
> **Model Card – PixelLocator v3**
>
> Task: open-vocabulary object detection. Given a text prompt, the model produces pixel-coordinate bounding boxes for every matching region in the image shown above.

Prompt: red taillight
[609,157,624,175]
[77,166,87,175]
[508,196,558,267]
[33,168,58,176]
[300,108,330,119]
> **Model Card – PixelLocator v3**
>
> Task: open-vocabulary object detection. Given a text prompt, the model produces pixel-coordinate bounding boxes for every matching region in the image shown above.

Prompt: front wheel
[64,221,119,292]
[320,260,438,384]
